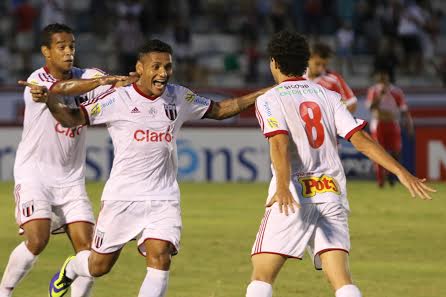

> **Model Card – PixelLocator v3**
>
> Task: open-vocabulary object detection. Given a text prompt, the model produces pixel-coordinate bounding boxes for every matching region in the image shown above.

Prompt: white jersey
[14,66,109,187]
[80,83,212,201]
[255,77,367,211]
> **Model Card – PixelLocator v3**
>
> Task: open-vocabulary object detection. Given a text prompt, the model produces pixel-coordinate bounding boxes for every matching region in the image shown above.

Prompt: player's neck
[44,64,71,80]
[277,74,305,84]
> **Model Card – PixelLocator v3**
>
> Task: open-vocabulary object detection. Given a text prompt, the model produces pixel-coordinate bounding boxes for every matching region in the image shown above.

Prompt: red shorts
[371,121,401,152]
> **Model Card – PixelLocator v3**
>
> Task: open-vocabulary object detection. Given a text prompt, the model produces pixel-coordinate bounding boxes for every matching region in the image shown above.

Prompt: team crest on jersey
[164,104,178,120]
[22,201,34,217]
[267,117,279,128]
[298,175,340,198]
[94,230,105,249]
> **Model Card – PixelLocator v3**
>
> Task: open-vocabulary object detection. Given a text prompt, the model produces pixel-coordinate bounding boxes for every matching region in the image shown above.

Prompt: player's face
[138,52,173,96]
[308,55,328,77]
[43,32,75,72]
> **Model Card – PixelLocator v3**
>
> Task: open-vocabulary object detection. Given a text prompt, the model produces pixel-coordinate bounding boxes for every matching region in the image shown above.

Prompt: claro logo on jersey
[134,129,173,142]
[298,175,340,198]
[55,123,84,138]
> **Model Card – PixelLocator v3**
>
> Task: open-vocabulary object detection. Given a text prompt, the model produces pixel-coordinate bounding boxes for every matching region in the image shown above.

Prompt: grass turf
[0,181,444,297]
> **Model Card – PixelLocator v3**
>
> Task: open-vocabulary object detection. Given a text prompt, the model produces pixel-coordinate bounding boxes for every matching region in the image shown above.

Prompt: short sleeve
[332,92,367,140]
[27,71,58,90]
[336,74,357,107]
[182,89,212,121]
[80,89,118,126]
[365,87,376,109]
[392,88,408,112]
[255,94,289,138]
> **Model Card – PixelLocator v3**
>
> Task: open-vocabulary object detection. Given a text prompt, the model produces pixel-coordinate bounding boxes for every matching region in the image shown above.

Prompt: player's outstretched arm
[350,130,436,200]
[18,81,87,127]
[48,74,138,96]
[265,134,300,215]
[204,87,270,120]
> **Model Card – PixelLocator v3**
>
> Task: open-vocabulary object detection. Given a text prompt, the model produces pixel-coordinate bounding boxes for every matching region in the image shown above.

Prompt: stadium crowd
[0,0,445,87]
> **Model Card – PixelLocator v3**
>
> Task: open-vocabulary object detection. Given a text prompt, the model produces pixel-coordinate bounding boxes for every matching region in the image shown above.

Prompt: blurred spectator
[244,39,260,83]
[173,17,193,83]
[116,13,144,74]
[270,0,289,32]
[397,0,425,74]
[366,67,414,188]
[373,37,399,83]
[41,0,66,29]
[303,0,322,36]
[335,20,354,74]
[13,0,38,76]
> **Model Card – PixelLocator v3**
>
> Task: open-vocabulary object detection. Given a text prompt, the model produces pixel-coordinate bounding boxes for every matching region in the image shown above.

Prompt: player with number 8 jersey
[255,77,366,211]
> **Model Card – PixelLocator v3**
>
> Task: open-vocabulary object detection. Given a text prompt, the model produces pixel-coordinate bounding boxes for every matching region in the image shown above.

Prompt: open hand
[266,187,300,215]
[397,171,436,200]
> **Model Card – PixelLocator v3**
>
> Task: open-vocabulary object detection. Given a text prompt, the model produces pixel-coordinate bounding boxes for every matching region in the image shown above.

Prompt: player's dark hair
[138,39,173,60]
[41,23,74,47]
[311,42,333,59]
[267,30,310,77]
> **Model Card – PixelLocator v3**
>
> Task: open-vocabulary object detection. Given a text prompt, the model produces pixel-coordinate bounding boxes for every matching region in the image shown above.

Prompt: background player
[366,68,414,187]
[27,39,269,297]
[246,30,435,297]
[304,42,358,113]
[0,23,135,297]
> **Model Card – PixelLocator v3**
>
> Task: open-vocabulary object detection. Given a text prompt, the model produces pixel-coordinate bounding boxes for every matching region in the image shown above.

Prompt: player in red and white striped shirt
[304,42,357,113]
[366,68,414,187]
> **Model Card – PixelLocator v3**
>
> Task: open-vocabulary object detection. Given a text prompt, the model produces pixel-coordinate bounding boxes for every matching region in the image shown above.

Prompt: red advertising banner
[415,127,446,181]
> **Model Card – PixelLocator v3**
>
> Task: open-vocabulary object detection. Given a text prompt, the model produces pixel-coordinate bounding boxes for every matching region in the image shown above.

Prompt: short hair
[41,23,74,47]
[311,42,333,59]
[267,30,310,77]
[138,39,173,60]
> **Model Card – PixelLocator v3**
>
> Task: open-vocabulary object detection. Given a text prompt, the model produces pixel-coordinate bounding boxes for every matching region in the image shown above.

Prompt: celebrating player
[366,68,414,187]
[304,42,357,113]
[246,30,435,297]
[39,39,268,297]
[0,23,135,297]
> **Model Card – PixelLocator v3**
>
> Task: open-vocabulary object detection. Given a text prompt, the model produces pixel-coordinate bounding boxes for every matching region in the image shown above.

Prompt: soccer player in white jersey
[246,31,435,297]
[35,39,268,297]
[0,23,135,297]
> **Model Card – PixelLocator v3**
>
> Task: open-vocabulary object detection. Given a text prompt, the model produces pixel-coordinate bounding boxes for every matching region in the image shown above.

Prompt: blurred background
[0,0,445,183]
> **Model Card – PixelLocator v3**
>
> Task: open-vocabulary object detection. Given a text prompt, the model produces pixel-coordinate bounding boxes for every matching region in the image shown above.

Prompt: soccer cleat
[48,256,75,297]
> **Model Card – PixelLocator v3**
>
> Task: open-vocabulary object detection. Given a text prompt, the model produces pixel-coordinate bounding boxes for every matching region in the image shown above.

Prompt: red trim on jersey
[251,252,302,260]
[345,121,368,141]
[254,208,271,253]
[79,105,90,126]
[133,83,159,100]
[254,102,264,132]
[43,66,50,74]
[49,81,59,91]
[264,130,289,138]
[202,100,214,119]
[283,76,306,82]
[138,238,178,257]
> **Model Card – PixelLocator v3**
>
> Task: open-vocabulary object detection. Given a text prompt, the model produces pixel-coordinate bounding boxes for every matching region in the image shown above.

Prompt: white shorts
[93,200,182,256]
[14,183,95,234]
[251,202,350,270]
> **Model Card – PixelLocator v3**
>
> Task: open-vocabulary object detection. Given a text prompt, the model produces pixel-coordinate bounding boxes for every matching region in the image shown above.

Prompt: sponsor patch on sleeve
[185,91,196,103]
[298,175,340,198]
[267,117,279,129]
[90,103,102,117]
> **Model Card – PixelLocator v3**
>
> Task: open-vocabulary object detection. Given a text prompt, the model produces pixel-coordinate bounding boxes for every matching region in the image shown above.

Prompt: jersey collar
[283,76,307,82]
[132,83,160,101]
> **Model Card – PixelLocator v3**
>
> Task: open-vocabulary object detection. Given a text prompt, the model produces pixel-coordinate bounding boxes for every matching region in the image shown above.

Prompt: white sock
[66,251,92,280]
[246,280,273,297]
[70,276,94,297]
[138,267,169,297]
[335,284,362,297]
[0,242,37,297]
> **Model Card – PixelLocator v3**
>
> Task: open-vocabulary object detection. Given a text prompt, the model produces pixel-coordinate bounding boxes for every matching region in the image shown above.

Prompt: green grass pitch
[0,181,445,297]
